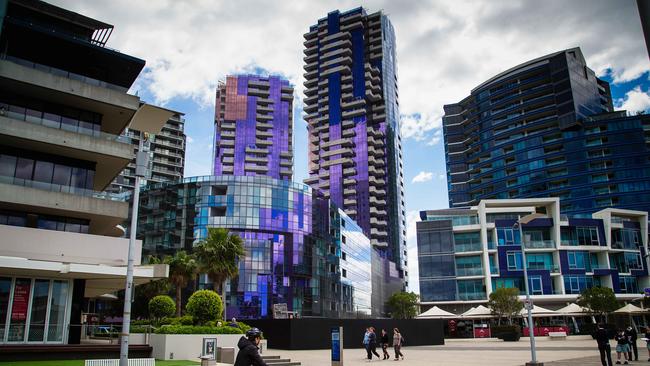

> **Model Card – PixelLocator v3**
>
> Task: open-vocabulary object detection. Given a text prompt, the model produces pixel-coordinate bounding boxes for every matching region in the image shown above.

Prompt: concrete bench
[85,359,155,366]
[216,347,235,364]
[548,332,567,340]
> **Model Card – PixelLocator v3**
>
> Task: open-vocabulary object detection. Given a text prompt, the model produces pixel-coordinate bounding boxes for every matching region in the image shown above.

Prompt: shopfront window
[0,278,71,344]
[7,278,31,342]
[0,278,11,339]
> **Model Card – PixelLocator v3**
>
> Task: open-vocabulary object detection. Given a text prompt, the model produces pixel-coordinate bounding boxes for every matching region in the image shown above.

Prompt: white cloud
[427,129,443,146]
[405,210,420,294]
[186,135,194,144]
[438,173,447,181]
[49,0,648,144]
[616,86,650,114]
[412,171,434,183]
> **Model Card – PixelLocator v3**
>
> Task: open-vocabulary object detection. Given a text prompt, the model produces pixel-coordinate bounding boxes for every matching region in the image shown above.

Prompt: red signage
[11,283,30,321]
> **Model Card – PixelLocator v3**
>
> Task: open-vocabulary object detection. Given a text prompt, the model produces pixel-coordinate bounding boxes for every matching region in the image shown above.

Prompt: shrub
[492,325,521,341]
[149,295,176,322]
[130,325,151,333]
[186,290,223,325]
[160,315,194,326]
[237,321,252,334]
[154,325,243,334]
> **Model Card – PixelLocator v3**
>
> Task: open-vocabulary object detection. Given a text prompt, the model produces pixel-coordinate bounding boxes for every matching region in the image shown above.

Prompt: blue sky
[55,0,650,294]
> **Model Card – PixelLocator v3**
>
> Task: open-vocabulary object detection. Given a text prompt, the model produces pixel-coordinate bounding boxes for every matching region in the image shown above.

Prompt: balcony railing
[458,292,486,301]
[527,264,560,273]
[455,242,482,252]
[524,240,555,249]
[456,267,484,276]
[0,175,124,202]
[611,241,639,250]
[1,102,130,144]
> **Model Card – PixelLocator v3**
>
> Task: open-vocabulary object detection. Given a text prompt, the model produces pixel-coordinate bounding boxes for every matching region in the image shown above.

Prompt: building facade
[136,176,375,318]
[0,0,170,344]
[106,113,186,194]
[302,8,407,291]
[213,75,293,180]
[443,48,650,217]
[417,198,649,312]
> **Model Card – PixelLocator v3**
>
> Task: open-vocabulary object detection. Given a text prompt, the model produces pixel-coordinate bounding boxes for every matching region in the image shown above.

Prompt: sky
[53,0,650,294]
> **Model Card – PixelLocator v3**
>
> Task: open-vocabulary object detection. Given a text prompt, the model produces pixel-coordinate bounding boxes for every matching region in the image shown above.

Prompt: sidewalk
[266,337,630,366]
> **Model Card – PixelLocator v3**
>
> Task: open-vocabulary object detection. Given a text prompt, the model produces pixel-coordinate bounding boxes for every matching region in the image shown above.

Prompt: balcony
[0,176,128,236]
[0,58,140,134]
[526,264,560,273]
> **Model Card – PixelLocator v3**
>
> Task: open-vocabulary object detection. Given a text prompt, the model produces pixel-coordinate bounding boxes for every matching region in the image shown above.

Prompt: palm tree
[193,228,246,316]
[165,251,197,317]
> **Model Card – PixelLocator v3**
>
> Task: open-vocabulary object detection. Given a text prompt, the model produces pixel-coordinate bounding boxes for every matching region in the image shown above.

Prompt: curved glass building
[444,48,650,216]
[136,175,373,318]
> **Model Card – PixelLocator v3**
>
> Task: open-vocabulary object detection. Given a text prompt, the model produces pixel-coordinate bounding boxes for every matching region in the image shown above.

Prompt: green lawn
[0,361,199,366]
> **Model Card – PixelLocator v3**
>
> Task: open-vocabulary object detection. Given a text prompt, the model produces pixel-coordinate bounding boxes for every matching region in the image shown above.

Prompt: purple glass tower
[303,8,407,290]
[213,75,294,180]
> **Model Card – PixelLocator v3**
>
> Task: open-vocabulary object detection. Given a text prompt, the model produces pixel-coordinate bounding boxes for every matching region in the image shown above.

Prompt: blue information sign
[331,327,341,362]
[645,287,650,296]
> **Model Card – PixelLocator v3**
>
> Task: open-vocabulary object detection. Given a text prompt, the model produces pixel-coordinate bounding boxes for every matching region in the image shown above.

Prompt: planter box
[150,334,244,361]
[128,333,149,345]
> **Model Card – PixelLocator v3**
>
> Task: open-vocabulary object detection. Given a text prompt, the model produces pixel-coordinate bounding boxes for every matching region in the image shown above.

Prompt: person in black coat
[380,329,390,360]
[234,328,267,366]
[595,323,613,366]
[625,326,638,361]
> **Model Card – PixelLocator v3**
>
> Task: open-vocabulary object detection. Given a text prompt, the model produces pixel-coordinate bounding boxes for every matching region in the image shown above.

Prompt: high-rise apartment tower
[213,75,293,180]
[302,8,407,286]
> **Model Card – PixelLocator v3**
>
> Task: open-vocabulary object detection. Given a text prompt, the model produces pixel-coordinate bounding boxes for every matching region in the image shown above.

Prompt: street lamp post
[119,135,149,366]
[514,213,545,366]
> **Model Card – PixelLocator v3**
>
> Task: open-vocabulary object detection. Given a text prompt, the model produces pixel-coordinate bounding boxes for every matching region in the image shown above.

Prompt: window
[528,276,543,295]
[342,252,347,261]
[342,235,346,244]
[497,227,520,246]
[506,251,523,271]
[576,227,599,246]
[342,269,347,278]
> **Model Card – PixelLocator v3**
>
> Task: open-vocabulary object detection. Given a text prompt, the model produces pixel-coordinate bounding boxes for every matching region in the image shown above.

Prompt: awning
[0,255,168,298]
[614,304,647,314]
[461,305,493,318]
[417,306,457,319]
[555,303,590,316]
[519,304,557,317]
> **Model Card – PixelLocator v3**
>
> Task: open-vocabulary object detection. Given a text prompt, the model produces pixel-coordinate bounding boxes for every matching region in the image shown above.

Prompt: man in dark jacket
[234,328,267,366]
[625,326,638,361]
[596,323,613,366]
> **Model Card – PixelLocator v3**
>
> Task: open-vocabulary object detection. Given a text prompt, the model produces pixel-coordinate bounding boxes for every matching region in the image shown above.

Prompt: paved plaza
[265,337,650,366]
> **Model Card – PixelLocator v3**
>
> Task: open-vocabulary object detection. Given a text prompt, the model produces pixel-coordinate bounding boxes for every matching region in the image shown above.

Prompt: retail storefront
[0,277,72,344]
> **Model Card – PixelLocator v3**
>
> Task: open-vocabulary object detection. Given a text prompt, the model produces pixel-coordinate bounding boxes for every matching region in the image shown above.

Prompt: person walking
[234,328,268,366]
[625,326,638,361]
[368,327,381,360]
[363,328,372,361]
[380,329,390,360]
[614,328,630,364]
[596,323,613,366]
[393,328,404,361]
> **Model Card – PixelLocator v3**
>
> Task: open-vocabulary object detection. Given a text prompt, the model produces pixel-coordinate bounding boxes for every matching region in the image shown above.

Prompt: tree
[148,295,175,324]
[577,286,619,322]
[194,228,246,295]
[165,250,197,317]
[487,287,523,325]
[186,290,223,325]
[387,292,419,319]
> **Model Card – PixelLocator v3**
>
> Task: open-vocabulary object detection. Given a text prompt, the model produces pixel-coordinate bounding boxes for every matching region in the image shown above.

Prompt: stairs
[262,355,301,366]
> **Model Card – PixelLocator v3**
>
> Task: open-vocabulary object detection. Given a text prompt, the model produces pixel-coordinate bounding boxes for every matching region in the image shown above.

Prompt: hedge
[154,325,244,334]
